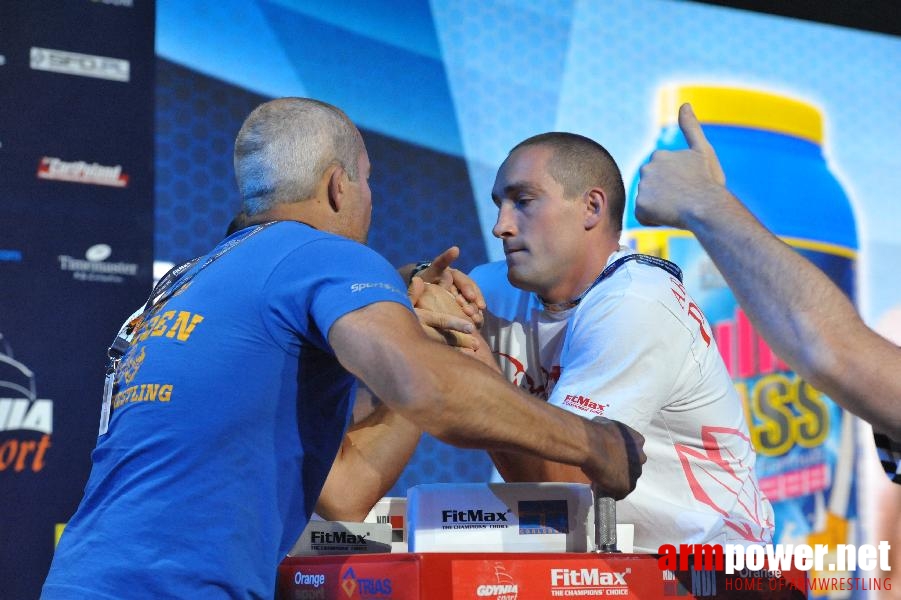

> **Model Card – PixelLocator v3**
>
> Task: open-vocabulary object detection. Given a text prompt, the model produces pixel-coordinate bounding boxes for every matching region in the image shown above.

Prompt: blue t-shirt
[41,221,412,599]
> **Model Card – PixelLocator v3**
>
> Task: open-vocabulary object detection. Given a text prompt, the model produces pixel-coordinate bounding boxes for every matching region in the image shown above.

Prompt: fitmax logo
[550,568,629,586]
[310,531,368,544]
[442,509,510,523]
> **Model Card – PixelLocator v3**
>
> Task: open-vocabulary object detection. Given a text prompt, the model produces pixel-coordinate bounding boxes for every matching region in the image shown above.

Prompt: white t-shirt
[471,248,774,552]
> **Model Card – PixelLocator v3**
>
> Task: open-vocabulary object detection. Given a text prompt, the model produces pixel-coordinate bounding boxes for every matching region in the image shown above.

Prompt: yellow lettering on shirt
[165,311,204,341]
[150,311,176,337]
[112,383,175,409]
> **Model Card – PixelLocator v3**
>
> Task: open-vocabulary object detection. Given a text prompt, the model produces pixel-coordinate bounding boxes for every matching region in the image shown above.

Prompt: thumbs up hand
[634,103,728,229]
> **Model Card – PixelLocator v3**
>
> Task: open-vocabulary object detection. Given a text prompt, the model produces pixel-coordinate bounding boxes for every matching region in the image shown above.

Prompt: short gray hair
[234,98,363,216]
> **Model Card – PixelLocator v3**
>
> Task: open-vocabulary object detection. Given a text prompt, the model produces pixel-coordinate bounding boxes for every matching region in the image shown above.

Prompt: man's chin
[505,267,537,293]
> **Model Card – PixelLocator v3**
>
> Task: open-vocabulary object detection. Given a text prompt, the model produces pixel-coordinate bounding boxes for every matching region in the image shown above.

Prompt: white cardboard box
[364,496,407,553]
[408,482,595,553]
[288,520,392,556]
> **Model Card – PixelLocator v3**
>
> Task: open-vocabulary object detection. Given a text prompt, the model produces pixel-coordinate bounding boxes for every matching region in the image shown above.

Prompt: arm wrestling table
[276,552,807,599]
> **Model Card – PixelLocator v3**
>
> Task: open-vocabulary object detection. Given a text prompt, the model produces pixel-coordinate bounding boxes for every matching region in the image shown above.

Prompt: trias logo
[38,156,129,188]
[30,47,129,82]
[340,567,392,598]
[562,394,607,416]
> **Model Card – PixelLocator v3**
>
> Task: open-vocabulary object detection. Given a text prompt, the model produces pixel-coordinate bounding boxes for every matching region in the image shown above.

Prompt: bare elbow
[315,496,372,522]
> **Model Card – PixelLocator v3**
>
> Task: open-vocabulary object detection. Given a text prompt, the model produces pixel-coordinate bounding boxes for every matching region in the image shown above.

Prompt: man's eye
[514,197,532,206]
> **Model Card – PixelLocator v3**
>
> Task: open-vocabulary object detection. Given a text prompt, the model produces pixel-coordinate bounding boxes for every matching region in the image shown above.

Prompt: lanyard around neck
[539,253,683,312]
[107,221,277,362]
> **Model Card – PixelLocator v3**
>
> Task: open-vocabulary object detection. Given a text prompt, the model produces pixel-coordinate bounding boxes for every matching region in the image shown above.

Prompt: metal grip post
[593,493,618,553]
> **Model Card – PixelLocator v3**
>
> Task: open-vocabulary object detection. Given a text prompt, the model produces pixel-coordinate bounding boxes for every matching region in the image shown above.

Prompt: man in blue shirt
[41,98,646,599]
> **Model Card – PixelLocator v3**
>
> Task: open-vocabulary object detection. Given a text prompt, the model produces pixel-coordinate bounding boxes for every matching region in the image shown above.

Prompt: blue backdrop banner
[0,2,155,598]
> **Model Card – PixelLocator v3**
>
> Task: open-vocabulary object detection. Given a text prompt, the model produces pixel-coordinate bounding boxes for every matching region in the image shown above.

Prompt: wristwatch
[409,261,432,283]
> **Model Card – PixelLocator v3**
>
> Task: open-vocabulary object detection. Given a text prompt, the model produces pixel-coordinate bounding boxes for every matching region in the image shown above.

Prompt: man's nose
[492,203,515,239]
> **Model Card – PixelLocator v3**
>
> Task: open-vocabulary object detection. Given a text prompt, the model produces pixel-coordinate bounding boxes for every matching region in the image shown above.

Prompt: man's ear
[584,187,607,230]
[326,164,346,213]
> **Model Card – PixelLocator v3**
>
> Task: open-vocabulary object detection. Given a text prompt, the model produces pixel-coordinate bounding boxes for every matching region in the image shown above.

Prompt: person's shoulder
[266,221,382,258]
[580,250,683,316]
[255,222,397,282]
[608,251,683,295]
[469,259,507,281]
[266,220,348,245]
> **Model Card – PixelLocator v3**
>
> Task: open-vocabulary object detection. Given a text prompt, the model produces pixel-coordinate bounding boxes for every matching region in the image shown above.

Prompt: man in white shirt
[471,130,774,552]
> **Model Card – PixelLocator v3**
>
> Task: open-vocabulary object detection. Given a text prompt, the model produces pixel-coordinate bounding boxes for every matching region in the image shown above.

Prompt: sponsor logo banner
[452,557,656,599]
[58,243,139,284]
[37,157,129,188]
[90,0,134,6]
[441,508,512,531]
[30,47,130,82]
[276,557,419,599]
[0,337,54,474]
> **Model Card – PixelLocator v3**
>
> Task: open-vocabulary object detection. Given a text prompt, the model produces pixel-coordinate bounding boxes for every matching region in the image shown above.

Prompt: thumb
[678,103,711,151]
[679,103,726,185]
[407,276,425,305]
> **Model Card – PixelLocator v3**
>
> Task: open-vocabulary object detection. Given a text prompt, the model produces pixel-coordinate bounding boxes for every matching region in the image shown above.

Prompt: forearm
[316,403,421,521]
[687,189,901,437]
[490,450,589,484]
[331,303,643,498]
[686,189,848,357]
[333,308,592,469]
[395,348,596,465]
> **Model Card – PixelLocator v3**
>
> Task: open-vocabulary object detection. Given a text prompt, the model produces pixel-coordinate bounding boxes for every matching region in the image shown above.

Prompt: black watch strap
[409,261,432,282]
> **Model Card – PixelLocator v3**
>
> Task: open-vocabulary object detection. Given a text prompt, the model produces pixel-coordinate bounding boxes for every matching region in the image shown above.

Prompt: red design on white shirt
[674,426,774,541]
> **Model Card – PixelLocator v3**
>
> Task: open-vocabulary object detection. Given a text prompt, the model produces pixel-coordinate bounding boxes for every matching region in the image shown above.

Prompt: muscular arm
[315,392,421,521]
[635,103,901,439]
[316,281,475,520]
[317,280,494,519]
[681,191,900,439]
[491,450,588,484]
[329,302,645,499]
